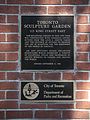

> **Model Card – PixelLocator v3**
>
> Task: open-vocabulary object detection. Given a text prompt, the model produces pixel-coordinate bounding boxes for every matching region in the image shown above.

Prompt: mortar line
[33,0,35,5]
[61,0,62,4]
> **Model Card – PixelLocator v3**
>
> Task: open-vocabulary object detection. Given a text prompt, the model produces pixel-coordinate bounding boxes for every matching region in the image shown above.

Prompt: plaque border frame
[19,14,76,72]
[20,80,75,103]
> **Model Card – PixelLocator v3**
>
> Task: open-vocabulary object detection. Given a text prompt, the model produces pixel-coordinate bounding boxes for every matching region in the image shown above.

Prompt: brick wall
[0,0,90,119]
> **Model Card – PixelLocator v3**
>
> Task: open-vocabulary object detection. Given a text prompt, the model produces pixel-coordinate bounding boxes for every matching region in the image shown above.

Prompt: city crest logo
[22,83,39,100]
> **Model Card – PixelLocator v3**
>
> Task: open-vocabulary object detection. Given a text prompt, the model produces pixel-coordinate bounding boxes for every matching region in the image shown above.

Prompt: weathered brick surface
[7,72,33,80]
[7,0,33,4]
[77,16,88,24]
[35,110,62,119]
[0,101,18,109]
[76,91,88,99]
[35,0,61,4]
[7,34,18,42]
[35,72,61,80]
[6,91,19,99]
[48,104,74,109]
[0,25,18,33]
[62,0,89,4]
[77,44,90,52]
[0,82,18,90]
[48,6,73,14]
[0,15,5,23]
[77,6,90,14]
[0,91,5,99]
[0,63,17,71]
[7,15,18,23]
[0,72,5,80]
[0,53,5,61]
[76,101,90,109]
[77,82,90,90]
[77,63,90,70]
[19,73,33,80]
[0,44,18,52]
[63,72,88,80]
[6,111,33,119]
[76,53,88,61]
[0,34,5,42]
[0,111,4,119]
[63,111,89,119]
[21,6,47,14]
[0,1,5,4]
[77,25,90,33]
[20,104,46,109]
[7,53,18,61]
[0,6,19,14]
[77,34,88,42]
[7,72,19,80]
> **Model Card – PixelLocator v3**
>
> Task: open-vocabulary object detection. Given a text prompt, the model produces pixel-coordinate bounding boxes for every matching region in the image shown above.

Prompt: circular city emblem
[23,83,39,100]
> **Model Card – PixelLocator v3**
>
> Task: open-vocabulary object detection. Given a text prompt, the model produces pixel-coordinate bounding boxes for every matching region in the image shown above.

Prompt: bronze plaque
[21,16,74,70]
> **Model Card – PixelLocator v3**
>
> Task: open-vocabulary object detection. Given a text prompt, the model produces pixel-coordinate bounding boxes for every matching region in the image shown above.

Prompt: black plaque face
[21,16,74,70]
[21,81,74,101]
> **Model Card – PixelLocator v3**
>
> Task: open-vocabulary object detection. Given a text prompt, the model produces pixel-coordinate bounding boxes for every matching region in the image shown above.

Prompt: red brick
[77,34,88,42]
[0,72,5,80]
[77,63,90,71]
[7,15,18,23]
[48,104,74,109]
[19,73,33,80]
[6,91,19,99]
[63,72,74,80]
[0,82,18,90]
[6,111,33,119]
[20,104,46,109]
[76,91,88,99]
[76,53,88,61]
[0,111,4,119]
[77,25,90,33]
[7,72,19,80]
[0,34,5,42]
[63,111,89,119]
[77,44,90,52]
[48,6,73,14]
[62,0,89,4]
[7,34,18,42]
[0,53,5,61]
[0,15,5,23]
[35,72,61,80]
[0,44,18,52]
[0,101,18,109]
[35,110,62,119]
[77,82,90,90]
[7,53,18,61]
[0,6,19,14]
[21,6,47,14]
[0,63,17,71]
[0,91,5,99]
[63,72,88,80]
[77,6,90,14]
[0,1,5,4]
[62,0,75,4]
[76,0,89,4]
[35,0,61,4]
[76,101,90,109]
[7,0,33,4]
[77,16,88,24]
[0,25,18,33]
[75,72,88,80]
